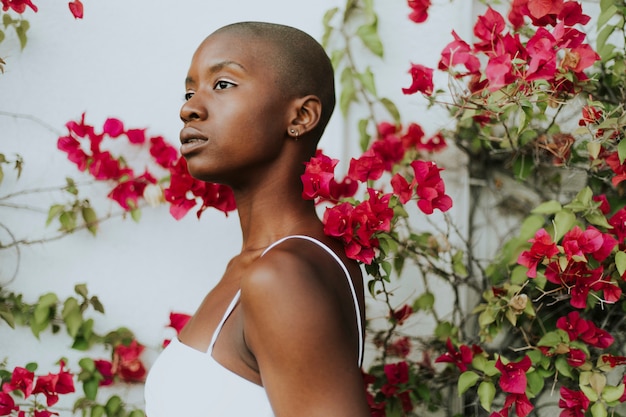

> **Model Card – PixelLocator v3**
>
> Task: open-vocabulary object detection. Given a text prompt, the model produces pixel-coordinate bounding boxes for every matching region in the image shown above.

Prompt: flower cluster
[93,340,148,386]
[302,122,451,264]
[0,0,83,18]
[1,362,74,416]
[56,114,235,222]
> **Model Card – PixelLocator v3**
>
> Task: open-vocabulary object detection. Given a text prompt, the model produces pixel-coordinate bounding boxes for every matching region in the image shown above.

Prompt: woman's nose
[180,94,207,123]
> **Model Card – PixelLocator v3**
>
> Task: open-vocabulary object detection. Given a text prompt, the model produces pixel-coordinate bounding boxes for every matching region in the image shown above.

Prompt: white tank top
[144,235,364,416]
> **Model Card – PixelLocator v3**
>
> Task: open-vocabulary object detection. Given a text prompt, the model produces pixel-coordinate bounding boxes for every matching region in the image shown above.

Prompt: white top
[144,235,363,416]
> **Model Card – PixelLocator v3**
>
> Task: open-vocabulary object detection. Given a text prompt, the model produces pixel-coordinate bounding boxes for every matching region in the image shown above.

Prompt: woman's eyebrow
[185,60,247,86]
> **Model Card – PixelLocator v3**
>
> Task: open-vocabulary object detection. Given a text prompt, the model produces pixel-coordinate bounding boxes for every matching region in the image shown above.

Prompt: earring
[290,129,299,140]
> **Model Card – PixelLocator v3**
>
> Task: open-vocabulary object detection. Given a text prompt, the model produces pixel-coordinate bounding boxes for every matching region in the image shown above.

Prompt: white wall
[0,0,475,411]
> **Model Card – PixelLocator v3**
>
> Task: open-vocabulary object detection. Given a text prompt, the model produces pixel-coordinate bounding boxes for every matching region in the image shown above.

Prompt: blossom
[528,0,564,20]
[149,136,178,168]
[435,338,473,372]
[407,0,431,24]
[68,0,83,18]
[57,135,89,171]
[566,348,586,367]
[503,393,534,417]
[411,160,452,214]
[392,304,413,325]
[112,340,146,382]
[486,54,515,91]
[562,44,600,74]
[1,0,38,13]
[525,28,557,81]
[544,260,605,309]
[370,133,405,170]
[126,128,147,144]
[2,366,35,397]
[400,123,425,149]
[387,337,412,358]
[0,392,18,416]
[556,311,613,349]
[578,105,603,126]
[558,1,590,26]
[495,355,531,394]
[301,150,339,200]
[167,312,191,334]
[608,208,626,242]
[32,362,75,407]
[561,226,616,262]
[391,173,413,204]
[102,118,125,138]
[558,386,589,417]
[474,8,506,51]
[94,360,114,386]
[438,31,480,74]
[419,132,447,153]
[517,228,559,278]
[402,63,434,96]
[381,362,410,397]
[108,171,157,210]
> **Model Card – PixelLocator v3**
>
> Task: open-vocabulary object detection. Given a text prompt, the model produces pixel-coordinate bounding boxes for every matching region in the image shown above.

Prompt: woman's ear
[287,95,322,139]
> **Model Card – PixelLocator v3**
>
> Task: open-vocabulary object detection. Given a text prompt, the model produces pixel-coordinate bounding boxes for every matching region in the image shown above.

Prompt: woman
[144,21,370,416]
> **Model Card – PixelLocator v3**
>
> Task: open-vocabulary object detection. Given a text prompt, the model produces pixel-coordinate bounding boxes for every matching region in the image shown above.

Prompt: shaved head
[210,22,336,141]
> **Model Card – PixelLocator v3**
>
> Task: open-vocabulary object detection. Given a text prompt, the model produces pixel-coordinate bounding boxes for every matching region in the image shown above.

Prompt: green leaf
[0,304,15,328]
[15,19,29,50]
[90,296,105,314]
[552,210,577,242]
[46,204,66,226]
[458,371,480,395]
[591,401,608,417]
[62,297,83,337]
[2,13,13,27]
[597,4,618,28]
[321,7,338,48]
[602,384,625,403]
[356,20,383,57]
[536,330,566,348]
[526,370,545,395]
[79,357,96,373]
[618,137,626,164]
[413,292,435,311]
[75,283,89,299]
[339,67,356,117]
[477,381,496,411]
[89,404,105,417]
[616,251,626,277]
[596,23,616,54]
[130,207,141,222]
[357,67,377,95]
[555,355,573,378]
[82,206,98,235]
[380,98,401,124]
[128,411,146,417]
[105,395,122,416]
[531,200,562,214]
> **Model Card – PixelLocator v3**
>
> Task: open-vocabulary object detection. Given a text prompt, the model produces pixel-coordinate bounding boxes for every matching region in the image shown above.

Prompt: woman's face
[179,31,293,186]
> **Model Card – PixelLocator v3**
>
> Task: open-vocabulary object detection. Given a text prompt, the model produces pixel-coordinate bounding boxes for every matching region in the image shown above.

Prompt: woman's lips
[180,137,208,155]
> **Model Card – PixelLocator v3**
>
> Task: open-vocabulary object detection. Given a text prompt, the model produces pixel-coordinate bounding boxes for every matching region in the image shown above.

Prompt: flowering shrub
[316,0,626,416]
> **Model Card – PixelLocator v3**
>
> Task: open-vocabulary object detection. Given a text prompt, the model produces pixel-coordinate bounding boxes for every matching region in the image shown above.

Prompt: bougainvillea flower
[301,150,339,200]
[94,360,114,386]
[33,362,75,407]
[34,410,59,417]
[411,160,452,214]
[112,340,147,382]
[420,132,447,153]
[609,208,626,242]
[486,54,515,91]
[525,28,557,81]
[503,393,534,417]
[108,171,157,211]
[400,123,425,149]
[102,118,125,138]
[561,226,603,260]
[435,338,474,372]
[391,173,413,204]
[402,63,434,96]
[348,152,386,182]
[1,0,38,13]
[167,312,191,334]
[495,355,531,394]
[407,0,431,24]
[57,135,89,171]
[562,44,600,74]
[68,0,83,19]
[2,366,35,397]
[149,136,178,168]
[544,260,604,309]
[601,354,626,368]
[392,304,414,325]
[0,392,18,416]
[384,361,410,391]
[558,1,590,26]
[527,0,564,19]
[438,31,481,74]
[323,202,354,242]
[370,134,405,171]
[578,105,603,126]
[387,337,412,358]
[566,348,586,367]
[474,8,506,47]
[126,128,147,144]
[517,228,559,278]
[558,386,589,417]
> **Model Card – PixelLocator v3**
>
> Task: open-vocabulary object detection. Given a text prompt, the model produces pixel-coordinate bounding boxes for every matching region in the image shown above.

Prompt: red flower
[391,173,413,204]
[2,366,34,397]
[558,1,590,26]
[566,348,586,367]
[370,133,405,171]
[503,393,534,417]
[558,386,589,417]
[528,0,564,20]
[435,338,474,372]
[387,337,412,358]
[149,136,178,169]
[32,362,75,407]
[402,63,434,96]
[112,341,146,382]
[544,260,605,309]
[517,228,559,278]
[381,362,410,397]
[108,171,157,210]
[68,0,83,19]
[0,392,18,416]
[495,355,531,394]
[561,226,616,262]
[102,118,125,138]
[609,208,626,242]
[407,0,431,24]
[400,123,425,150]
[57,135,89,171]
[348,153,385,182]
[474,8,506,49]
[579,105,603,126]
[301,151,339,200]
[525,28,557,81]
[94,360,114,386]
[167,312,191,334]
[34,411,59,417]
[411,160,452,214]
[126,128,147,144]
[438,31,481,74]
[392,304,413,325]
[1,0,37,13]
[418,132,447,153]
[486,54,515,91]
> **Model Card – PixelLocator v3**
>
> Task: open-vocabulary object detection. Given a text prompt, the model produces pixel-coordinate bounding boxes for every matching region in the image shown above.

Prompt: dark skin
[176,30,371,416]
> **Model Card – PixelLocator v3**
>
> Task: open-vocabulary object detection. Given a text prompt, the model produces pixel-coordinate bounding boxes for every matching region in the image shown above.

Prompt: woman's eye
[215,80,235,90]
[184,92,194,101]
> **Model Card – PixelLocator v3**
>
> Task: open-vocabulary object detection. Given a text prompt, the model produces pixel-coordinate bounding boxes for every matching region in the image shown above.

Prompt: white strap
[208,289,242,354]
[262,235,364,366]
